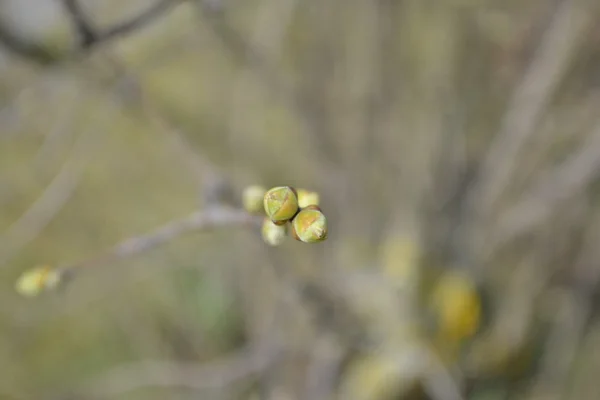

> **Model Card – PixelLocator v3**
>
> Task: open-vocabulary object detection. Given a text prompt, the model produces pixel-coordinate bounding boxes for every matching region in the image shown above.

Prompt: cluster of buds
[242,185,328,246]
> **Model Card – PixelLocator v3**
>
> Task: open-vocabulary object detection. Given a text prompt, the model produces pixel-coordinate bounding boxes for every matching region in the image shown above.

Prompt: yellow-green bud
[15,265,61,297]
[297,189,320,208]
[291,206,328,243]
[263,186,299,222]
[242,185,267,214]
[261,218,288,246]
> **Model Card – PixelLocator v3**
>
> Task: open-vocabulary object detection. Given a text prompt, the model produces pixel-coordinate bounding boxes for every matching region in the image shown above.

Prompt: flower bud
[430,271,481,342]
[261,218,288,246]
[297,189,320,208]
[291,207,328,243]
[242,185,267,214]
[15,265,61,297]
[263,186,299,222]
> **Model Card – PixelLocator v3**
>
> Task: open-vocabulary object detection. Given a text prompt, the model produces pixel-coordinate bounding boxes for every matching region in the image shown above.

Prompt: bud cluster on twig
[242,185,328,246]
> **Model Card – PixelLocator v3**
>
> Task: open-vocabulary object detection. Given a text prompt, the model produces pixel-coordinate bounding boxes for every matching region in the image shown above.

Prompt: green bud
[261,218,288,246]
[291,207,328,243]
[263,186,299,222]
[297,189,320,208]
[242,185,267,214]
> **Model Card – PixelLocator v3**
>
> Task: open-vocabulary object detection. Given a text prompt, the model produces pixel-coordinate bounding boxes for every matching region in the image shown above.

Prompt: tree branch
[0,0,179,65]
[58,206,261,282]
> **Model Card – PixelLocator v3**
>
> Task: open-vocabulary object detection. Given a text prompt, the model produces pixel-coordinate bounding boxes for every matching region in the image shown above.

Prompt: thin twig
[0,122,99,268]
[57,206,261,279]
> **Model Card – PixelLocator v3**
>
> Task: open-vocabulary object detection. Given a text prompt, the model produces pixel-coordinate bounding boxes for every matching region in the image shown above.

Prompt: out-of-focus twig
[225,0,298,167]
[61,0,98,47]
[467,0,589,228]
[493,120,600,250]
[0,123,98,268]
[0,0,180,64]
[525,209,600,400]
[61,0,237,207]
[79,344,275,397]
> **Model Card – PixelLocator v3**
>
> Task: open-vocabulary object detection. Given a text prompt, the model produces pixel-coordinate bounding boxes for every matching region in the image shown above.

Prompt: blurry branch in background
[61,0,177,50]
[8,0,264,298]
[79,343,274,397]
[524,208,600,400]
[193,0,343,172]
[224,0,298,163]
[494,119,600,250]
[16,206,260,296]
[50,207,261,291]
[0,0,180,64]
[302,334,345,400]
[466,0,588,243]
[0,123,99,268]
[60,0,239,206]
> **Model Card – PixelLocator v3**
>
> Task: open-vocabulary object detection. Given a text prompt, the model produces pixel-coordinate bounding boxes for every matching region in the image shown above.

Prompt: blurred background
[1,0,600,399]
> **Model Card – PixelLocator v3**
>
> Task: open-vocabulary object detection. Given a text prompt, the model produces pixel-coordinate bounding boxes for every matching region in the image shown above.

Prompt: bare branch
[58,206,261,281]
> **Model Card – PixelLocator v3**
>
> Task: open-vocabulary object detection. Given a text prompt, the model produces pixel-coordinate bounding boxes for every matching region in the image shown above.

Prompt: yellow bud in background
[339,348,422,400]
[430,271,481,344]
[263,186,299,222]
[242,185,267,214]
[15,265,61,297]
[297,189,320,208]
[261,218,287,246]
[291,206,328,243]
